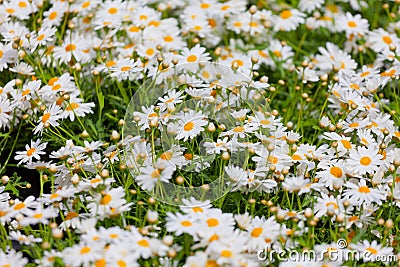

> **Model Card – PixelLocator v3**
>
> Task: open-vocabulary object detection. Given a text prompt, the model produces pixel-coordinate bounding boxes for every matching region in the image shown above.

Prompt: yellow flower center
[108,7,118,14]
[65,211,79,220]
[137,239,149,247]
[164,35,173,42]
[65,44,76,52]
[42,113,51,123]
[269,156,278,164]
[325,202,338,209]
[366,247,378,255]
[183,121,194,131]
[27,148,36,156]
[49,12,57,20]
[280,10,292,19]
[360,156,371,166]
[251,227,263,238]
[347,21,357,28]
[382,36,392,44]
[358,186,370,193]
[121,66,131,72]
[82,2,90,8]
[187,55,198,62]
[37,34,45,41]
[100,194,112,205]
[66,103,80,111]
[207,218,219,227]
[95,259,106,267]
[80,246,91,254]
[33,213,43,219]
[146,48,154,56]
[181,220,192,227]
[330,166,343,178]
[14,203,25,210]
[151,169,161,178]
[221,250,233,258]
[18,2,27,8]
[340,140,352,149]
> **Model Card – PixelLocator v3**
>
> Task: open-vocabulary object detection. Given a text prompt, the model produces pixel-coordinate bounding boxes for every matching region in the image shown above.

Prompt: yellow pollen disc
[192,206,203,213]
[108,7,118,14]
[22,89,30,96]
[106,61,116,67]
[37,34,45,41]
[209,234,219,242]
[18,1,27,8]
[100,194,112,205]
[164,35,173,42]
[42,113,51,123]
[349,122,359,128]
[95,259,106,267]
[360,71,370,77]
[382,36,392,45]
[80,246,91,254]
[347,21,357,28]
[325,202,338,209]
[82,2,90,8]
[330,166,343,178]
[340,140,352,149]
[50,193,59,199]
[137,239,149,247]
[269,156,278,164]
[249,21,258,27]
[151,169,161,178]
[205,260,219,267]
[49,12,57,20]
[65,211,79,220]
[183,121,194,131]
[358,186,370,193]
[33,213,43,219]
[221,250,233,258]
[349,215,358,222]
[14,203,25,210]
[160,151,173,160]
[207,218,219,227]
[221,5,230,11]
[233,126,244,132]
[27,148,36,156]
[181,220,192,227]
[251,227,263,238]
[48,77,58,86]
[146,48,154,56]
[194,25,202,31]
[360,156,371,166]
[66,103,80,111]
[187,55,198,62]
[273,50,282,58]
[280,10,292,19]
[233,21,242,27]
[65,44,76,52]
[121,66,131,71]
[129,26,140,32]
[232,59,244,66]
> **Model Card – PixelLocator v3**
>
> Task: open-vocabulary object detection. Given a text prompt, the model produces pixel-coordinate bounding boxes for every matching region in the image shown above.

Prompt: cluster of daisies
[0,0,400,266]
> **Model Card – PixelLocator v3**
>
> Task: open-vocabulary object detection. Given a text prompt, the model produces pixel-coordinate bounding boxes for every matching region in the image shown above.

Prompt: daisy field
[0,0,400,266]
